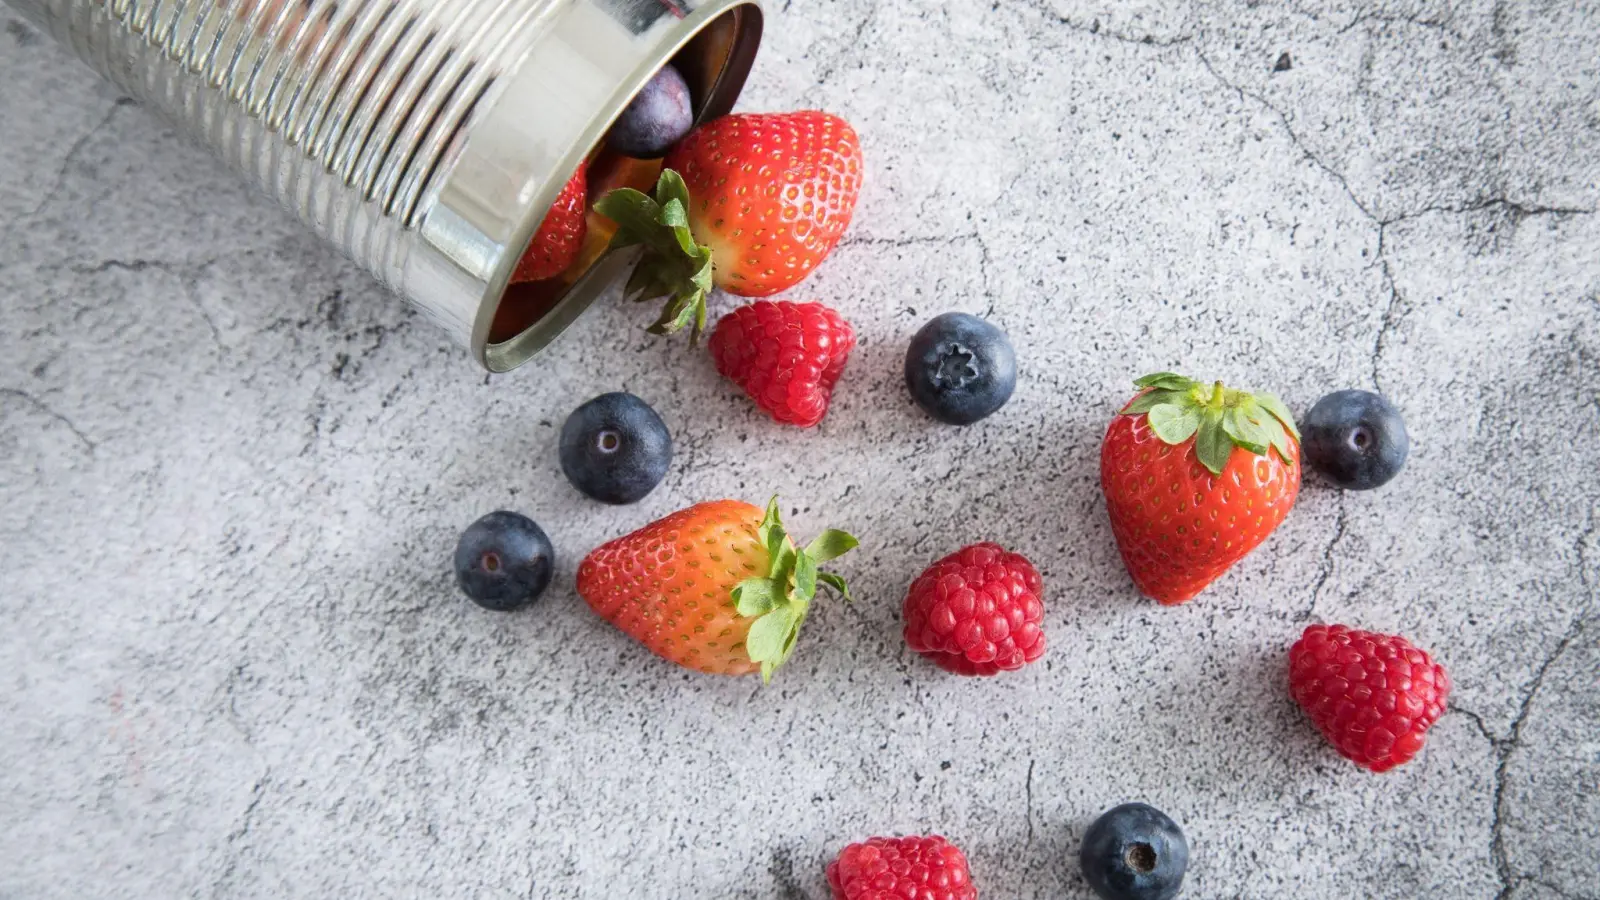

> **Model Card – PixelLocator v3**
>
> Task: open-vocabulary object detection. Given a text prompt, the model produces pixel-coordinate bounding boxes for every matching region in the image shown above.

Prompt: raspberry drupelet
[1289,623,1450,772]
[827,836,978,900]
[903,542,1046,676]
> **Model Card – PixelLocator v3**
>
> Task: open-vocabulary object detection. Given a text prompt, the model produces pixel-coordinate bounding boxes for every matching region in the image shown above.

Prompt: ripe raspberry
[709,300,855,428]
[903,543,1046,676]
[513,162,588,283]
[827,836,977,900]
[1289,624,1450,772]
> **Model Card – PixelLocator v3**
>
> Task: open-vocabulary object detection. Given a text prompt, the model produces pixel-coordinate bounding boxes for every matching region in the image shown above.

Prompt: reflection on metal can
[6,0,763,370]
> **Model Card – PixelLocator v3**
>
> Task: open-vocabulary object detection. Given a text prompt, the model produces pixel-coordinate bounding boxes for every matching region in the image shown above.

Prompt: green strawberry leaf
[1260,413,1297,465]
[688,251,713,291]
[659,199,700,259]
[804,530,859,563]
[793,552,818,599]
[746,606,797,682]
[771,546,798,593]
[592,188,659,245]
[1122,389,1182,416]
[658,196,689,229]
[595,170,720,342]
[1135,372,1199,391]
[782,611,806,655]
[622,257,662,300]
[760,499,787,568]
[648,293,702,335]
[1254,392,1301,440]
[732,577,778,617]
[736,496,858,682]
[1120,374,1301,474]
[654,168,692,212]
[1147,403,1201,444]
[1194,414,1235,475]
[1223,407,1270,455]
[817,571,851,601]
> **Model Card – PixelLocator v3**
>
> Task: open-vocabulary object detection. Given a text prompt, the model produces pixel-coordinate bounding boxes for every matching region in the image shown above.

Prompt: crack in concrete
[58,255,227,347]
[0,387,97,455]
[212,661,258,746]
[65,258,170,275]
[1028,0,1192,47]
[1369,252,1405,395]
[213,770,271,896]
[1485,610,1594,900]
[837,229,997,287]
[1449,703,1500,745]
[1366,197,1590,390]
[1195,48,1377,222]
[1024,758,1036,864]
[1197,38,1597,411]
[838,233,981,250]
[0,102,125,260]
[1196,43,1592,234]
[1439,515,1595,900]
[1338,11,1456,37]
[974,230,995,277]
[1384,198,1596,229]
[1052,16,1192,47]
[230,774,269,843]
[1303,493,1348,620]
[1526,876,1587,900]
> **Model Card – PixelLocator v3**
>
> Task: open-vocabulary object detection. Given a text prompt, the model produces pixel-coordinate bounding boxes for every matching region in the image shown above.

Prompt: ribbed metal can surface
[6,0,763,370]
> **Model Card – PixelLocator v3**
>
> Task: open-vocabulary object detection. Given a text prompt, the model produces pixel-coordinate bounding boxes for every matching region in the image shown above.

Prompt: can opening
[481,3,763,371]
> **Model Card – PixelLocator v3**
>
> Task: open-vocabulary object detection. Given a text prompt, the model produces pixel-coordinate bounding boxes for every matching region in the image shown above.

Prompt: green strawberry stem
[1120,372,1301,476]
[592,169,717,343]
[729,497,858,683]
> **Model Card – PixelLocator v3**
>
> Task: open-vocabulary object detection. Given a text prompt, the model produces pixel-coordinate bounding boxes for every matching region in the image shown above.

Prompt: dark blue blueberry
[559,392,672,504]
[605,64,694,159]
[904,312,1017,425]
[1080,802,1189,900]
[1302,389,1409,490]
[454,511,554,612]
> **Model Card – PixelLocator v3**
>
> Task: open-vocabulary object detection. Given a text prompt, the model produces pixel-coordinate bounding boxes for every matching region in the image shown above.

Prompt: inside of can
[482,4,764,371]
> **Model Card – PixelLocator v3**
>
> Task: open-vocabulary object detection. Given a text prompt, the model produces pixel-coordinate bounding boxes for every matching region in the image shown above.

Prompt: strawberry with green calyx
[593,169,716,338]
[593,110,864,341]
[576,498,858,681]
[1100,372,1303,605]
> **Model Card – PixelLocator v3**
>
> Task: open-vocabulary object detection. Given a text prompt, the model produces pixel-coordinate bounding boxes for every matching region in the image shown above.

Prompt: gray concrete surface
[2,1,1597,897]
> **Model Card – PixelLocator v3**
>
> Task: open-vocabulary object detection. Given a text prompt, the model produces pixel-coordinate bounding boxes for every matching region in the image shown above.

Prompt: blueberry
[904,312,1017,425]
[559,392,672,504]
[1302,389,1409,490]
[605,64,694,159]
[1080,802,1189,900]
[454,511,554,612]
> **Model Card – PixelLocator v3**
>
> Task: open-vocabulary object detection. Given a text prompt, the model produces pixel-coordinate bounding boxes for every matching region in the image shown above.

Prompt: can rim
[473,0,766,372]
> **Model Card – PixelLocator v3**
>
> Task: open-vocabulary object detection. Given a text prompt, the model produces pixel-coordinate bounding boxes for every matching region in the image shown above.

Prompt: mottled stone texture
[2,2,1597,898]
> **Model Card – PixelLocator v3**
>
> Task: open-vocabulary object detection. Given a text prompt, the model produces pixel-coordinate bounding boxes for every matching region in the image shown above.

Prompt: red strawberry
[903,543,1046,676]
[1100,373,1302,605]
[512,161,589,283]
[593,111,863,339]
[576,498,856,680]
[708,300,855,427]
[827,836,977,900]
[1289,624,1450,772]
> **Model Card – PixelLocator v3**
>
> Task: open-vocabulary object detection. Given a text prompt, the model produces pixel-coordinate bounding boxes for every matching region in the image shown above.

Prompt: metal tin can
[5,0,764,370]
